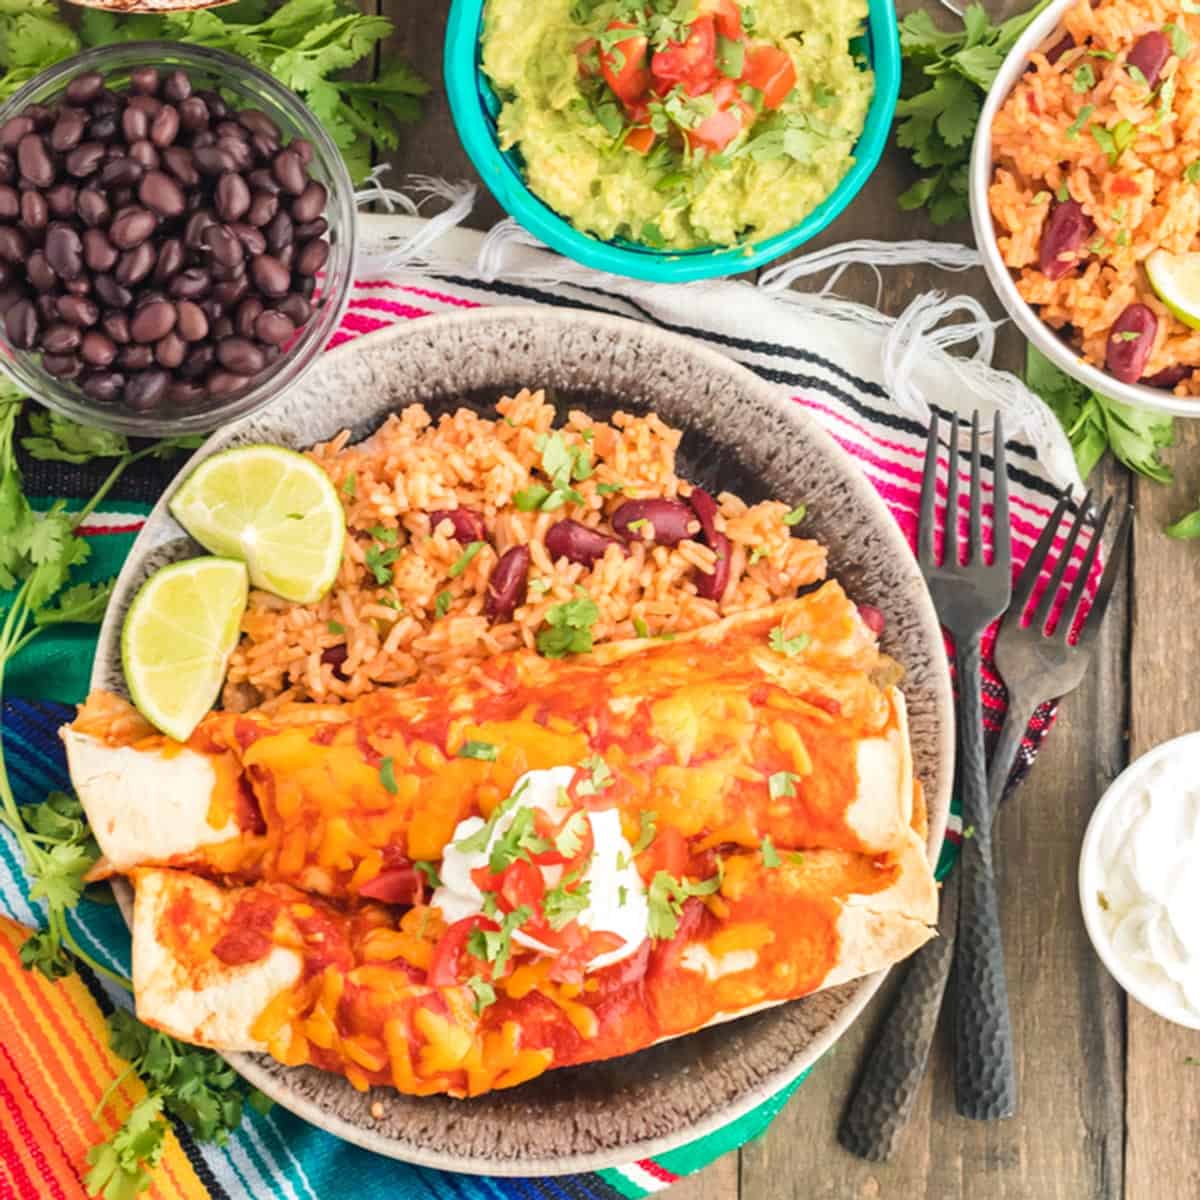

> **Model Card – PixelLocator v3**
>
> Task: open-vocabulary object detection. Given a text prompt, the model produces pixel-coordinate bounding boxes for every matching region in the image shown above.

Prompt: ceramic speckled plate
[93,307,953,1176]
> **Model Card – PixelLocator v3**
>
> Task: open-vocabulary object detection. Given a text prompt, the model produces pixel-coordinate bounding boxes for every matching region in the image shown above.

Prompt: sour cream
[433,766,649,973]
[1087,752,1200,1024]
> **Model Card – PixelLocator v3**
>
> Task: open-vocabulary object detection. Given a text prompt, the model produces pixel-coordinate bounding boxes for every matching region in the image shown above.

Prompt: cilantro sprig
[646,867,722,940]
[536,592,600,658]
[896,0,1054,223]
[2,1,428,185]
[514,432,594,513]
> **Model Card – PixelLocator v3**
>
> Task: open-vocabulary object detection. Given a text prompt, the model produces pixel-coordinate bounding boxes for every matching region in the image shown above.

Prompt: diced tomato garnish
[625,126,656,154]
[471,857,547,928]
[530,808,595,868]
[601,21,651,106]
[651,14,718,96]
[710,0,743,39]
[548,929,626,985]
[427,914,497,986]
[638,823,689,878]
[740,44,796,110]
[647,897,708,980]
[1112,175,1140,196]
[358,865,421,905]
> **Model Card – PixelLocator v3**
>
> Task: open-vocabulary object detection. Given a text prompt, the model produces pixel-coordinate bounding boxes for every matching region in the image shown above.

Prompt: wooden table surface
[270,0,1196,1193]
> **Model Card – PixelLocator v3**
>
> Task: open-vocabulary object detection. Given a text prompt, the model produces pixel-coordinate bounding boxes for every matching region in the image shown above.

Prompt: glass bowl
[444,0,900,283]
[0,41,356,436]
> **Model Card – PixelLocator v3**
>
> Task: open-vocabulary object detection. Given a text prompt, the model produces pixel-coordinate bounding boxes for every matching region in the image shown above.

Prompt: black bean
[290,180,326,225]
[65,72,104,106]
[46,183,77,218]
[289,138,315,167]
[130,66,160,95]
[154,330,186,369]
[50,109,87,153]
[45,224,83,279]
[194,146,233,175]
[612,498,697,545]
[270,149,305,196]
[264,209,293,255]
[87,112,119,143]
[90,89,120,117]
[58,294,99,327]
[212,316,234,339]
[175,299,208,342]
[216,336,265,374]
[230,221,266,256]
[65,142,104,178]
[93,275,130,310]
[211,277,248,308]
[42,352,81,380]
[235,296,263,338]
[296,275,316,301]
[20,189,47,231]
[215,120,247,144]
[35,293,58,323]
[139,170,185,218]
[76,187,109,227]
[42,322,81,354]
[110,207,156,250]
[274,293,311,326]
[177,96,208,133]
[238,109,280,141]
[214,172,251,223]
[212,259,246,284]
[163,70,192,103]
[17,134,54,188]
[166,379,204,406]
[178,343,213,379]
[247,168,281,196]
[0,226,27,261]
[0,116,34,150]
[245,190,278,228]
[484,545,531,621]
[206,369,248,398]
[127,140,159,171]
[295,237,328,276]
[119,106,147,144]
[250,253,290,297]
[204,222,243,268]
[152,236,184,284]
[0,262,11,288]
[5,298,37,348]
[115,241,156,286]
[254,309,295,346]
[125,368,168,410]
[0,151,13,184]
[80,329,116,367]
[101,311,130,344]
[0,184,16,221]
[184,208,215,248]
[295,218,328,242]
[119,344,153,370]
[0,286,25,316]
[82,371,124,403]
[251,133,280,163]
[131,299,176,343]
[147,105,180,151]
[168,267,210,299]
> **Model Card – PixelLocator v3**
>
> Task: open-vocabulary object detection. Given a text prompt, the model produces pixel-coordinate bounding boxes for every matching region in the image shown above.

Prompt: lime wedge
[168,445,345,604]
[1146,250,1200,330]
[122,557,248,742]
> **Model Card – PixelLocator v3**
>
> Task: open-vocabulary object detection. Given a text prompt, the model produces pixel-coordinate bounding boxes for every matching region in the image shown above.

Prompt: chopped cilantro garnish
[554,811,590,858]
[1117,331,1141,342]
[340,472,356,499]
[1125,63,1149,89]
[1166,22,1191,58]
[467,905,531,975]
[414,861,442,889]
[449,541,486,578]
[1186,160,1200,184]
[812,83,836,108]
[618,884,629,907]
[379,757,398,794]
[487,807,551,875]
[761,835,781,869]
[716,35,744,77]
[575,755,614,796]
[514,484,552,511]
[632,810,657,855]
[434,590,452,618]
[1091,119,1136,166]
[769,771,799,799]
[1066,105,1094,140]
[596,481,625,495]
[528,577,551,594]
[749,546,767,565]
[1056,182,1070,202]
[457,740,499,761]
[646,868,722,940]
[543,879,591,931]
[782,504,807,526]
[789,852,806,866]
[454,780,530,854]
[1073,64,1095,93]
[369,524,397,545]
[768,625,810,656]
[626,518,649,533]
[466,975,496,1014]
[515,432,593,512]
[537,593,600,658]
[364,541,399,585]
[327,620,345,635]
[633,617,650,638]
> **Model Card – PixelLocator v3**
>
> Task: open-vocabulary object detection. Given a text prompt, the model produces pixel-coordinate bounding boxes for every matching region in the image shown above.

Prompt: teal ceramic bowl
[444,0,900,282]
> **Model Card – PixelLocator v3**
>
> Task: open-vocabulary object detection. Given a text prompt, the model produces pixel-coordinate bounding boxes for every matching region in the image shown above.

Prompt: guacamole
[481,0,874,251]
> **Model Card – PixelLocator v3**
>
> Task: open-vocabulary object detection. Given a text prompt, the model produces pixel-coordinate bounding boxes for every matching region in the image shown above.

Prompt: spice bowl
[0,41,356,436]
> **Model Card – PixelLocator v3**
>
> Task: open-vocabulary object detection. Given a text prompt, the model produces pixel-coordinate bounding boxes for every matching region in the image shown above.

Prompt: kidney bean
[1144,364,1192,390]
[82,371,123,403]
[44,224,82,279]
[1127,31,1172,89]
[484,544,531,621]
[1105,304,1158,383]
[1039,199,1093,280]
[429,507,487,543]
[320,643,350,680]
[612,498,698,545]
[80,329,116,367]
[857,603,886,636]
[545,519,622,567]
[254,309,294,346]
[686,486,720,545]
[131,299,176,343]
[17,134,53,188]
[693,532,731,601]
[5,299,37,349]
[42,323,80,354]
[58,294,99,327]
[1044,32,1075,66]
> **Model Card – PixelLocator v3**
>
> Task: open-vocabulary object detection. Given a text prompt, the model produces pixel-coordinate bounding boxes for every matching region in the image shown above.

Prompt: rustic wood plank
[1126,429,1200,1200]
[668,1151,740,1200]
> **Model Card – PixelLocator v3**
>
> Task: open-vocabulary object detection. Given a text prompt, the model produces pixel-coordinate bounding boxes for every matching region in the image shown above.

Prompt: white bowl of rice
[970,0,1200,416]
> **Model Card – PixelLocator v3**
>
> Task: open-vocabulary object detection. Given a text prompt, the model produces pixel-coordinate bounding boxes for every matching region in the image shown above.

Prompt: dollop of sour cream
[433,766,650,973]
[1095,758,1200,1021]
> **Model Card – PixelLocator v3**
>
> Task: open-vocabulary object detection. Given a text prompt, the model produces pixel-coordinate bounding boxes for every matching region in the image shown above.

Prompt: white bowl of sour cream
[1080,733,1200,1029]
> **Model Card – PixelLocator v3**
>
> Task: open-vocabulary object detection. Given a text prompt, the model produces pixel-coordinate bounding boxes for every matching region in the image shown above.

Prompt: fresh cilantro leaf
[85,1094,167,1200]
[448,541,485,578]
[783,505,807,525]
[761,835,781,868]
[646,868,722,940]
[21,410,129,463]
[1165,22,1191,58]
[414,860,442,888]
[1125,63,1148,89]
[596,481,625,495]
[1066,104,1095,140]
[341,472,357,499]
[378,757,398,794]
[327,620,345,634]
[33,578,114,627]
[28,841,96,910]
[632,810,657,855]
[1073,64,1095,93]
[769,771,799,799]
[788,851,806,866]
[466,975,496,1014]
[1186,160,1200,184]
[467,904,531,974]
[633,617,650,638]
[364,540,399,585]
[553,810,590,858]
[618,884,629,907]
[435,589,452,618]
[716,35,744,77]
[543,878,591,930]
[457,739,499,761]
[453,780,530,855]
[749,546,767,565]
[575,754,613,796]
[1165,499,1200,539]
[536,593,599,658]
[514,484,552,511]
[487,806,550,874]
[626,518,649,533]
[768,625,810,656]
[19,928,73,980]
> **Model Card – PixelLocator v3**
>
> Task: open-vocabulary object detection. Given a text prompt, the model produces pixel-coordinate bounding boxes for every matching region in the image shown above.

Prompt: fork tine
[918,414,940,568]
[1030,490,1092,633]
[1059,497,1112,642]
[1079,504,1133,650]
[968,412,983,564]
[944,413,961,566]
[991,412,1011,574]
[1011,485,1072,620]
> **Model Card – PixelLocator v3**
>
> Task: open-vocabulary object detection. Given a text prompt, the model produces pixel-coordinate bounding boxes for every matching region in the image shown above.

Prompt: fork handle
[838,870,961,1160]
[953,639,1017,1120]
[987,695,1037,814]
